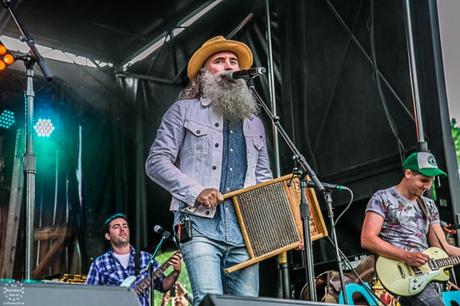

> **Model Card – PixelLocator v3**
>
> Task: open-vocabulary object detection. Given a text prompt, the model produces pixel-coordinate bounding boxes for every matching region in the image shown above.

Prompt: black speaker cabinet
[200,294,343,306]
[0,282,140,306]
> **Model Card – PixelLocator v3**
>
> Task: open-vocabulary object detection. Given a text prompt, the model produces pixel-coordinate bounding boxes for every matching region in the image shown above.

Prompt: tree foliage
[452,119,460,166]
[153,250,191,306]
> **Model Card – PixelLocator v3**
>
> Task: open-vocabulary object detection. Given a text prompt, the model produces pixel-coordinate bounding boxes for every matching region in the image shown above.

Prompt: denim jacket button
[212,165,217,170]
[214,123,219,127]
[196,130,201,134]
[215,143,219,148]
[205,210,210,215]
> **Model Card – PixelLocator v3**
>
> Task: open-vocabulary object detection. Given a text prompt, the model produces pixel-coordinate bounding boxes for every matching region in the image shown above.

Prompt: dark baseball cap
[104,213,128,233]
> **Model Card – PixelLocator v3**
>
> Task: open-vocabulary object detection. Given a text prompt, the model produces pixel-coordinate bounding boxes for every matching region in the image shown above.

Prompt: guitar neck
[134,256,174,296]
[152,261,172,279]
[434,255,460,268]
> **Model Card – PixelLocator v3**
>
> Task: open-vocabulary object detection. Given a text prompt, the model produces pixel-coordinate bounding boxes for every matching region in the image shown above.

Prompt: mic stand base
[149,237,166,306]
[324,191,348,304]
[24,63,36,281]
[299,177,317,301]
[278,252,291,298]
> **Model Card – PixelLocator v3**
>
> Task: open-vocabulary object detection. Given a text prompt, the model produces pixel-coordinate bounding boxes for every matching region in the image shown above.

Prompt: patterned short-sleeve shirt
[365,186,440,252]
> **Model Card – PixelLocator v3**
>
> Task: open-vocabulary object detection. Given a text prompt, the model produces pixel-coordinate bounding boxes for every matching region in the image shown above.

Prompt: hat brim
[417,168,447,177]
[187,39,253,80]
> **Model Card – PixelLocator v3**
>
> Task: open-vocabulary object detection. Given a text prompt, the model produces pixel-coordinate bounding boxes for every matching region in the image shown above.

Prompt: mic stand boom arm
[247,78,348,303]
[3,0,53,81]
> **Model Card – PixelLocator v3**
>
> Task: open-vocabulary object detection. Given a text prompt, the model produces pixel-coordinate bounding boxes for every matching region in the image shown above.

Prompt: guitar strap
[416,196,431,222]
[417,196,448,252]
[134,249,141,276]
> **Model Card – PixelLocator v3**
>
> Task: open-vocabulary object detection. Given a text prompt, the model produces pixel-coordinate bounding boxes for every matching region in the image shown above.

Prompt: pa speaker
[200,294,342,306]
[0,282,139,306]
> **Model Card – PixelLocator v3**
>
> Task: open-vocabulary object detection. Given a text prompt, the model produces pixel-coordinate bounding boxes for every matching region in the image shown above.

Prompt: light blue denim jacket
[145,98,273,218]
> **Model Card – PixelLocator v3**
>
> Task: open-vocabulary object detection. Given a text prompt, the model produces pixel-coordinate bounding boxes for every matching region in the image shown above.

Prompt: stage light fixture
[0,40,15,71]
[3,53,14,65]
[0,109,16,129]
[34,118,55,137]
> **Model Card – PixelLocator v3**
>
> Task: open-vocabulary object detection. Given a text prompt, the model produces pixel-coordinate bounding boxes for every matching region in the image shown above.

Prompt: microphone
[441,221,460,229]
[305,181,345,190]
[222,67,266,80]
[153,225,172,239]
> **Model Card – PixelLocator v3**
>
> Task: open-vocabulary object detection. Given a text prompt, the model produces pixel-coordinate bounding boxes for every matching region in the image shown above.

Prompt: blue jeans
[180,231,259,306]
[399,283,444,306]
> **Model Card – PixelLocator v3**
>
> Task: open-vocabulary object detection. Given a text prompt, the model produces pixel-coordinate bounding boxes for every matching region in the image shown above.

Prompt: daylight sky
[438,1,460,122]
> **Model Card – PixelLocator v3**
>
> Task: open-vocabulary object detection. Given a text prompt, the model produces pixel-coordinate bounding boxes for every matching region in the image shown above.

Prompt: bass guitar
[376,247,456,296]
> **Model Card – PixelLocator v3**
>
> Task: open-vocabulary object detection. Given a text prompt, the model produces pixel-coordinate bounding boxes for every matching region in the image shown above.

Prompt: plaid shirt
[86,246,164,306]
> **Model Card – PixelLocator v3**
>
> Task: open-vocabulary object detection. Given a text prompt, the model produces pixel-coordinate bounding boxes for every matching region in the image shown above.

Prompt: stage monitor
[200,294,345,306]
[0,282,140,306]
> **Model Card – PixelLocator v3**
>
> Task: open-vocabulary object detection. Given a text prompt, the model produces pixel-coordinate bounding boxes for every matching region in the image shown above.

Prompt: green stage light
[0,109,15,129]
[34,118,55,137]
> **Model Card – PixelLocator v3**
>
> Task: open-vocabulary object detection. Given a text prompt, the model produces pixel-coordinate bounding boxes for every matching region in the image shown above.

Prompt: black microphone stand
[247,78,348,303]
[148,233,169,306]
[3,0,53,281]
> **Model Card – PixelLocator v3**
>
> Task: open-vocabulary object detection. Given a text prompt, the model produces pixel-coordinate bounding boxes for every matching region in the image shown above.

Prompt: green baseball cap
[104,213,128,233]
[403,152,447,177]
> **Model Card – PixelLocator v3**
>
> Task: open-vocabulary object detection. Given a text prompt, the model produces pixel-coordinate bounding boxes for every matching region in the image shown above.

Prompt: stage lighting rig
[0,40,15,71]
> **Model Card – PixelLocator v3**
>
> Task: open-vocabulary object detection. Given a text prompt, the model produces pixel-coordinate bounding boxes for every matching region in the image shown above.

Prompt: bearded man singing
[145,36,273,306]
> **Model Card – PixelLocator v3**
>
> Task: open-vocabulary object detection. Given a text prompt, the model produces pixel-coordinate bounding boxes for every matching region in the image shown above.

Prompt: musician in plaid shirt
[86,213,182,306]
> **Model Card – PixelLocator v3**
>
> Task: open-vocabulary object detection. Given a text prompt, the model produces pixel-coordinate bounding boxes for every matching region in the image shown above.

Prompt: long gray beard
[202,71,259,121]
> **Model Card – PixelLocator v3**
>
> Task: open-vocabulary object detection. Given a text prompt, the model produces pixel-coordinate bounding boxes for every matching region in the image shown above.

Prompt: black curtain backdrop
[274,0,460,292]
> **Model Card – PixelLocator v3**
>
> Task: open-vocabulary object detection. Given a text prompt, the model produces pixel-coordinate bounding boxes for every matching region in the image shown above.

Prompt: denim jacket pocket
[184,120,210,159]
[252,137,264,150]
[246,136,264,171]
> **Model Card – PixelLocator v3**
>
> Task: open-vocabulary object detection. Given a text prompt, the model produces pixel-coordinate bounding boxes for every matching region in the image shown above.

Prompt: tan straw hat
[187,36,253,80]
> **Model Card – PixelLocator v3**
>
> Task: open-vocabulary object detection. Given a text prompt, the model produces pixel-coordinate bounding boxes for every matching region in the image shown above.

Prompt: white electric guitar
[376,247,458,296]
[120,254,176,296]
